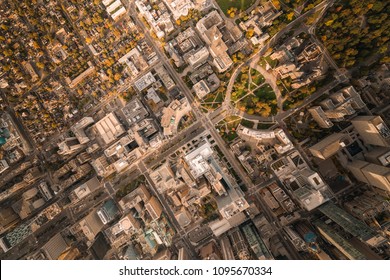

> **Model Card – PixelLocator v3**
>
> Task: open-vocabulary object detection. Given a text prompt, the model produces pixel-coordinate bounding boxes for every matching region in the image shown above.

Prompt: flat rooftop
[95,113,125,145]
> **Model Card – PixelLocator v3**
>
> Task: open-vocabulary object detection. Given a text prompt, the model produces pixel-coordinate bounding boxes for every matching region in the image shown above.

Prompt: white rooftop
[95,113,125,145]
[184,141,213,178]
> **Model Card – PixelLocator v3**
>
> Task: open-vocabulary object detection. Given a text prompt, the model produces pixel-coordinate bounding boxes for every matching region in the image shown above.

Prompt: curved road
[220,0,336,124]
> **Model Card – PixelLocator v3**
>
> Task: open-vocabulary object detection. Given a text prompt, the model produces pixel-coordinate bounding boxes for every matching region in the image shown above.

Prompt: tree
[114,73,121,81]
[379,45,388,54]
[272,0,281,10]
[36,62,45,69]
[246,28,254,38]
[287,12,294,21]
[324,19,334,26]
[380,56,390,64]
[372,2,384,12]
[3,49,12,57]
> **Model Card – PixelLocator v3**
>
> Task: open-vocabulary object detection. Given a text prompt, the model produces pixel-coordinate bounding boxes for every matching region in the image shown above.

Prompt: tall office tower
[364,147,390,166]
[348,160,390,193]
[352,116,390,147]
[319,203,386,247]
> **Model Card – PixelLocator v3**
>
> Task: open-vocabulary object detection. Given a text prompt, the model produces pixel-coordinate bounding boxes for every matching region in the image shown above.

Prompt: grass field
[216,0,256,14]
[250,69,265,85]
[241,119,255,128]
[254,84,276,101]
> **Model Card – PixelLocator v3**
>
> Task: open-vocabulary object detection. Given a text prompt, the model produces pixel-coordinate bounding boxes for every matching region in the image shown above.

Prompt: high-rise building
[313,220,367,260]
[152,248,172,260]
[364,147,390,166]
[41,233,69,260]
[0,207,19,235]
[309,86,365,128]
[319,202,386,247]
[352,115,390,147]
[348,160,390,193]
[344,191,390,220]
[309,133,350,160]
[178,247,190,260]
[242,223,273,260]
[199,241,222,260]
[219,235,235,260]
[227,228,251,260]
[145,196,163,221]
[97,199,120,225]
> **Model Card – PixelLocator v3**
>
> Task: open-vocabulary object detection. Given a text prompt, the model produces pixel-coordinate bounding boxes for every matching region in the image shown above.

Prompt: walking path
[249,57,285,112]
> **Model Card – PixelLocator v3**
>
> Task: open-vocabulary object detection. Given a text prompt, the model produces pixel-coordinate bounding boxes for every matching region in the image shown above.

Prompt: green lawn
[260,56,278,68]
[203,93,217,103]
[216,0,256,15]
[257,123,274,129]
[241,119,255,128]
[250,83,258,91]
[254,84,276,101]
[216,116,241,143]
[231,88,247,102]
[215,92,224,103]
[264,56,278,68]
[251,72,265,85]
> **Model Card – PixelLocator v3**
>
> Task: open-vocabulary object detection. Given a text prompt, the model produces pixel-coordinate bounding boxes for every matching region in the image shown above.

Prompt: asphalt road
[138,161,198,259]
[129,1,307,259]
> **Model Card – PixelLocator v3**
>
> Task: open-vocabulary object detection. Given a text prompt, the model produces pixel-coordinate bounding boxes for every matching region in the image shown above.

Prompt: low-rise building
[174,207,192,228]
[104,0,127,21]
[95,113,125,145]
[0,159,9,175]
[193,80,210,99]
[163,0,194,20]
[271,151,330,211]
[121,98,149,125]
[135,0,174,38]
[161,98,191,136]
[65,63,95,88]
[134,72,156,92]
[150,162,181,193]
[155,65,175,90]
[238,126,293,154]
[118,48,148,77]
[187,47,210,69]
